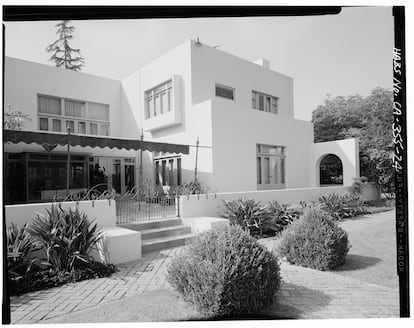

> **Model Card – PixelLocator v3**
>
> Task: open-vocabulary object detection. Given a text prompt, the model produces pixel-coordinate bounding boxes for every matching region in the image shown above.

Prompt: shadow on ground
[333,254,382,272]
[263,282,333,319]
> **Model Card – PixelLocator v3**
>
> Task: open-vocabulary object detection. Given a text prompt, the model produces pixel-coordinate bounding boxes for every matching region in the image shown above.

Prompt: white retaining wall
[5,199,116,229]
[180,186,365,218]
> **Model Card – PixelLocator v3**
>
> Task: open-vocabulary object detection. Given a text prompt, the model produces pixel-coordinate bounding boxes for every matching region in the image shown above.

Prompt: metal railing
[116,196,178,224]
[51,183,183,224]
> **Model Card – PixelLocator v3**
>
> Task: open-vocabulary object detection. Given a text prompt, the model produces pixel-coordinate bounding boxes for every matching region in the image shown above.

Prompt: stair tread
[140,225,189,235]
[142,233,195,246]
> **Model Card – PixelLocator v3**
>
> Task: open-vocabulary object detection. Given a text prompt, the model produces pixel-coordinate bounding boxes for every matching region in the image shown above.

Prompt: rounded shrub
[166,225,281,318]
[277,206,351,271]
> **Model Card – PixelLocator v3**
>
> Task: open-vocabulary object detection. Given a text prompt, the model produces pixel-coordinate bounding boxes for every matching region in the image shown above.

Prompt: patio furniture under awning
[4,130,190,154]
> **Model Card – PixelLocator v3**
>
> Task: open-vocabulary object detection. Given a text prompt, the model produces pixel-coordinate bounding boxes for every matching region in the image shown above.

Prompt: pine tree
[46,20,85,71]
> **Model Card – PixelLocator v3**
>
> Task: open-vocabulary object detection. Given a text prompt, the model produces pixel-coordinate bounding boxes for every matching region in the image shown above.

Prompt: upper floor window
[252,91,278,114]
[38,95,110,136]
[145,80,172,119]
[215,84,235,100]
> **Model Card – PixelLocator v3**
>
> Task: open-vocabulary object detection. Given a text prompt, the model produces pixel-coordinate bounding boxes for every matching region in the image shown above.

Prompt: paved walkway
[9,211,399,323]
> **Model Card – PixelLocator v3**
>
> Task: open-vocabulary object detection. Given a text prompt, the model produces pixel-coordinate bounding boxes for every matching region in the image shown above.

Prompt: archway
[319,154,343,186]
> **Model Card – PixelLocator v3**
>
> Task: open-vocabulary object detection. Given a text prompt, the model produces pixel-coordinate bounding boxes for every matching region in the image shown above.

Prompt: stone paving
[9,211,400,323]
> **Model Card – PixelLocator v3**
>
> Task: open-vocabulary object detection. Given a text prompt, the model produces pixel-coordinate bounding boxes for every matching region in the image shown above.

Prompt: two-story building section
[4,39,360,204]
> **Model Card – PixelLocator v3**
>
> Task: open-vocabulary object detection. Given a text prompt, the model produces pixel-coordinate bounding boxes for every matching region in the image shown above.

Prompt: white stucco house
[3,39,359,204]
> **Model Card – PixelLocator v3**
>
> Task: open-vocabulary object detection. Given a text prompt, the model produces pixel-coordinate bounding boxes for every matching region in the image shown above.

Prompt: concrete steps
[118,218,194,254]
[142,233,195,254]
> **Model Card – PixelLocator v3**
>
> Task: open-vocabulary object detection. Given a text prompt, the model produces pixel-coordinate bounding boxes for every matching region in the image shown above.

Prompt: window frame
[37,94,110,136]
[256,144,286,188]
[252,90,278,114]
[144,79,173,120]
[215,83,235,101]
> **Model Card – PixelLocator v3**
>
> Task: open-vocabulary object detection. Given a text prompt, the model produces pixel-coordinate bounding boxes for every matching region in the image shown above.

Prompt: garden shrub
[174,179,210,195]
[221,198,278,237]
[277,206,350,271]
[6,204,116,295]
[166,225,281,318]
[319,192,370,220]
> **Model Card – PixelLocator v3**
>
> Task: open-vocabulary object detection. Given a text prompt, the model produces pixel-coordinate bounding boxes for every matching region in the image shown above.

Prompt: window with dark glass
[37,95,110,135]
[215,84,234,100]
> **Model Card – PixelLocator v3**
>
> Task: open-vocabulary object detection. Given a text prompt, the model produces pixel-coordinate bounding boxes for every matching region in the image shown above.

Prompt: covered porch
[3,130,189,205]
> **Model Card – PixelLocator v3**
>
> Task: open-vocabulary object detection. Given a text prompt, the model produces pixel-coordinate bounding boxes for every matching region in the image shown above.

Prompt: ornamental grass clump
[277,206,350,271]
[166,225,281,318]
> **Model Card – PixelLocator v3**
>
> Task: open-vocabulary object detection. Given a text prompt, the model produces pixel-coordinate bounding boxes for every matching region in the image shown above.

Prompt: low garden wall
[5,199,116,229]
[179,185,377,218]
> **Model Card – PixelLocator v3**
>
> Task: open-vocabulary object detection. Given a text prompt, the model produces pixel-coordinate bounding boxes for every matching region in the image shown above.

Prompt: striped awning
[4,130,190,154]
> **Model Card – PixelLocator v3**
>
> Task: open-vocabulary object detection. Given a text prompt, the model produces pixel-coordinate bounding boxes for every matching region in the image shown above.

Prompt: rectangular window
[144,79,173,119]
[78,121,86,134]
[177,158,182,186]
[39,96,61,115]
[257,157,262,184]
[256,143,286,187]
[66,120,75,133]
[90,123,98,135]
[252,91,278,114]
[161,160,167,186]
[39,117,48,131]
[88,103,109,121]
[215,84,234,100]
[101,124,109,136]
[52,119,61,132]
[154,156,182,187]
[65,100,85,118]
[38,95,110,136]
[169,159,174,186]
[155,162,160,186]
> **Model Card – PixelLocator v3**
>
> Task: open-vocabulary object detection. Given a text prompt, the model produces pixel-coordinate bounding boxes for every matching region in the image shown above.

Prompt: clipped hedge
[166,225,281,318]
[277,207,350,271]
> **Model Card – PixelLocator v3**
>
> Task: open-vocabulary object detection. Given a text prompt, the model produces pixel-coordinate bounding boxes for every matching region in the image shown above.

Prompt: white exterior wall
[191,40,294,118]
[121,40,214,187]
[130,39,309,191]
[180,186,354,218]
[5,199,116,229]
[310,138,360,187]
[4,57,122,137]
[209,100,314,192]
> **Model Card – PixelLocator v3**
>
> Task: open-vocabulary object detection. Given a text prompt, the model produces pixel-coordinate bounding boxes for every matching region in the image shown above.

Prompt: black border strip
[392,6,409,318]
[3,6,342,21]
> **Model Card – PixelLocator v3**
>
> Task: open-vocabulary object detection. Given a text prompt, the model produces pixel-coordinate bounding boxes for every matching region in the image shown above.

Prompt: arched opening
[319,154,343,186]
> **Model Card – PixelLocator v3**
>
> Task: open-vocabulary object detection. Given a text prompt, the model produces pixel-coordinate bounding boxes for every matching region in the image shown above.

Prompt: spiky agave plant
[221,198,277,237]
[27,204,102,271]
[6,223,43,280]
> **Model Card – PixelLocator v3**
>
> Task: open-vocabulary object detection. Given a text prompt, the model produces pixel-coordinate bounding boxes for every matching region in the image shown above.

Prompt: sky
[4,6,394,122]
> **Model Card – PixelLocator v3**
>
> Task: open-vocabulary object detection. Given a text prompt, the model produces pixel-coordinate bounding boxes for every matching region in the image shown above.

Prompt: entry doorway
[89,157,136,194]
